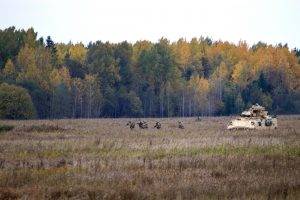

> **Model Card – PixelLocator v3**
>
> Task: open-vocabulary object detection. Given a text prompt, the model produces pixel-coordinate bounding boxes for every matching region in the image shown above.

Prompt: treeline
[0,26,299,119]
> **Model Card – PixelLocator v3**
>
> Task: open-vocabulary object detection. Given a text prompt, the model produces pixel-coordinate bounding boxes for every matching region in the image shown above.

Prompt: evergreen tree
[46,36,58,66]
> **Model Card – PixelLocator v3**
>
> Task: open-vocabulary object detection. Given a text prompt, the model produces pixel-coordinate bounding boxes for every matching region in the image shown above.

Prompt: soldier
[145,122,148,129]
[126,121,135,130]
[138,121,148,129]
[154,121,161,129]
[137,121,142,128]
[178,121,184,129]
[196,116,202,121]
[143,121,148,129]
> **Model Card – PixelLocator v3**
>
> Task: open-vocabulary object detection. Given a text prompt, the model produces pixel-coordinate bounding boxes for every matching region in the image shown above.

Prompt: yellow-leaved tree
[232,60,254,89]
[172,38,191,71]
[17,45,40,83]
[3,59,16,79]
[49,67,71,89]
[188,76,210,115]
[69,43,87,64]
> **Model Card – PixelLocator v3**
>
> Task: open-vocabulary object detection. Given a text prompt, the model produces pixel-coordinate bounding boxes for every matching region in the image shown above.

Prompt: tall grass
[0,116,299,199]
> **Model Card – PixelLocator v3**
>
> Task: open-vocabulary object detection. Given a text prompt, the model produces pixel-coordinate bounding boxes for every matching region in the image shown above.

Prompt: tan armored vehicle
[227,104,277,130]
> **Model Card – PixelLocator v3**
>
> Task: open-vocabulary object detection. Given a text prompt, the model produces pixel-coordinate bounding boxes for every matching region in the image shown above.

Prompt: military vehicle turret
[227,104,277,130]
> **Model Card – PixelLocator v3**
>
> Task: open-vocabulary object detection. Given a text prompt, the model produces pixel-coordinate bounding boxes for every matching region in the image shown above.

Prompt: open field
[0,116,299,199]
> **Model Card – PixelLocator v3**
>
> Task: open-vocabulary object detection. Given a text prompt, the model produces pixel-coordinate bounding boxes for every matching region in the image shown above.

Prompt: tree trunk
[149,98,152,117]
[166,82,170,117]
[51,89,54,119]
[208,97,211,116]
[73,94,77,118]
[189,98,192,117]
[182,93,185,117]
[88,84,92,118]
[80,96,83,118]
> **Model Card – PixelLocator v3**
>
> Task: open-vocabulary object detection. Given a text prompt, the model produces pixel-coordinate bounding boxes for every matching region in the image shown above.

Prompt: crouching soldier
[138,121,148,129]
[154,122,161,129]
[126,121,135,130]
[178,121,184,129]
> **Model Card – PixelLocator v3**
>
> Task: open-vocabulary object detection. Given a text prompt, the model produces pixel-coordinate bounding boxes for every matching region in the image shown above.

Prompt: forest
[0,26,299,119]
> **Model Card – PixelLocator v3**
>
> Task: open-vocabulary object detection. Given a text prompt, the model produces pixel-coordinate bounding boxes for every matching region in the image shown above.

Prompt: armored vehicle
[227,104,277,130]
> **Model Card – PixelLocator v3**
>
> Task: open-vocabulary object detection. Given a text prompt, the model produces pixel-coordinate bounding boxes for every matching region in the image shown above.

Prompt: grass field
[0,116,299,199]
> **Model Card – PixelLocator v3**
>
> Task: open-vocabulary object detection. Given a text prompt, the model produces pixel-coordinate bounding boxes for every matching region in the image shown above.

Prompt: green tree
[52,83,72,118]
[84,74,102,118]
[86,41,120,116]
[234,93,245,114]
[0,26,26,69]
[115,41,134,88]
[117,87,142,116]
[0,83,36,119]
[18,80,51,119]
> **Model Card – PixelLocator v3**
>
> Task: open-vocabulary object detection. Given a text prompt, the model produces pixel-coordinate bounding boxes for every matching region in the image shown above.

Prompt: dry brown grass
[0,116,299,199]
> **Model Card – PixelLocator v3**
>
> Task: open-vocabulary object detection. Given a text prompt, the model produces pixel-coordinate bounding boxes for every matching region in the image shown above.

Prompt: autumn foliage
[0,27,299,119]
